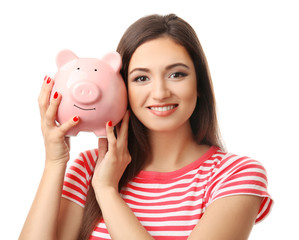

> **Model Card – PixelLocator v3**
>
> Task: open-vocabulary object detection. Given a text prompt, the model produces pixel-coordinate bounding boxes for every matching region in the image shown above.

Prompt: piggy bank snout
[71,81,101,104]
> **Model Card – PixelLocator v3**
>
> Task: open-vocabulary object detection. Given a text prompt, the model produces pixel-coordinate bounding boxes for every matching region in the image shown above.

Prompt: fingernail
[44,75,51,84]
[53,91,58,99]
[108,121,112,127]
[73,116,79,122]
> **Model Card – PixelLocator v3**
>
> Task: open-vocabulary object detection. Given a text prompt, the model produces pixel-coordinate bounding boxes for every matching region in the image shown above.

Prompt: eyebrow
[129,63,190,75]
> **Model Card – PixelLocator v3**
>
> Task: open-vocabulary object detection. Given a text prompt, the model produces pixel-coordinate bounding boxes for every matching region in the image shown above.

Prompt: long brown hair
[78,13,224,239]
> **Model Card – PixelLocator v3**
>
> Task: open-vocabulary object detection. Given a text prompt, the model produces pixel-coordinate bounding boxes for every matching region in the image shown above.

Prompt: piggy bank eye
[94,69,97,71]
[77,67,80,70]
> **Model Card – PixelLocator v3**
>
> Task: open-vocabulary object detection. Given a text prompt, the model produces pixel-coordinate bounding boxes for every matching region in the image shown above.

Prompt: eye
[94,69,97,71]
[169,72,187,79]
[134,76,149,82]
[77,67,80,70]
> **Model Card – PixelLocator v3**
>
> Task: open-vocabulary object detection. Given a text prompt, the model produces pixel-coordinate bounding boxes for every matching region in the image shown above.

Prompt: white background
[1,0,298,239]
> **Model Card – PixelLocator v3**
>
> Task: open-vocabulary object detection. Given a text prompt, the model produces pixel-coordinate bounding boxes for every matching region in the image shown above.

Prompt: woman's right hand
[38,75,80,166]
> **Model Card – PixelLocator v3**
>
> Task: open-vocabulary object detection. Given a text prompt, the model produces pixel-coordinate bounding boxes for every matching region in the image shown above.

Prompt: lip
[74,104,96,111]
[147,104,178,117]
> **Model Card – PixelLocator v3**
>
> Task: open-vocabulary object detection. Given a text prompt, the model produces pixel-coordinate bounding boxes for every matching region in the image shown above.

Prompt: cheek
[179,83,198,114]
[186,94,198,116]
[128,85,141,112]
[180,83,198,102]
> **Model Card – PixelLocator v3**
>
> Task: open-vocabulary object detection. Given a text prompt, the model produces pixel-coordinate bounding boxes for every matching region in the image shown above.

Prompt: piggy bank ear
[56,49,78,68]
[102,52,122,72]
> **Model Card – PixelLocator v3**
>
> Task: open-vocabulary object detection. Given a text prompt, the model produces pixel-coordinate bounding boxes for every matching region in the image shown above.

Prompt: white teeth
[149,105,176,111]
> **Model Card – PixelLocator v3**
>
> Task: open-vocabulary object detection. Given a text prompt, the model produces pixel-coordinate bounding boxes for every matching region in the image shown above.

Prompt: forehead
[128,37,193,71]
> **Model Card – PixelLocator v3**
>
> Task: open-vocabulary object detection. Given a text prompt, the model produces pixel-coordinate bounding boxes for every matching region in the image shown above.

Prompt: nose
[71,81,101,104]
[151,78,171,100]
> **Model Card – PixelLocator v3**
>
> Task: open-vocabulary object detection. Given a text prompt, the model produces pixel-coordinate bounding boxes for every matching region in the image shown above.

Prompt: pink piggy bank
[51,49,127,137]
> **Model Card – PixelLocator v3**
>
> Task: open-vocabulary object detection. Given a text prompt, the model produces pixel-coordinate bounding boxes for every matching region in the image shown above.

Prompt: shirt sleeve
[205,154,273,223]
[62,149,98,208]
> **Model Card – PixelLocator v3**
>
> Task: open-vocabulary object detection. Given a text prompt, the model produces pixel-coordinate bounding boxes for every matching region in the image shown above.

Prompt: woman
[20,14,273,240]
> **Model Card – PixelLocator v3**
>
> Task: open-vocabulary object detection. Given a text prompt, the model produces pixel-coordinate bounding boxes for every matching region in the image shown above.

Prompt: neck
[144,123,205,172]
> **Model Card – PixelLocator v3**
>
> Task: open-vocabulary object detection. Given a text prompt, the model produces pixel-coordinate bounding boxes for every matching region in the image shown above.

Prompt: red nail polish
[108,121,112,127]
[44,75,48,81]
[73,116,79,122]
[46,77,51,84]
[53,92,58,99]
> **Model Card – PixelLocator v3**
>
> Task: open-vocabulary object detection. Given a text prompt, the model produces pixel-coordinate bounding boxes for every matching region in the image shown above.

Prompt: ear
[102,52,122,72]
[56,49,78,68]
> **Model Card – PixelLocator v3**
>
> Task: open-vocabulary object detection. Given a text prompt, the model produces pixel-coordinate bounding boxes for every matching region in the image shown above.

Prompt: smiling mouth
[74,104,96,111]
[147,104,178,112]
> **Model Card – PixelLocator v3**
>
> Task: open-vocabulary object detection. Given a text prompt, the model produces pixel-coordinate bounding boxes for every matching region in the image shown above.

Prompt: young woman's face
[127,37,198,133]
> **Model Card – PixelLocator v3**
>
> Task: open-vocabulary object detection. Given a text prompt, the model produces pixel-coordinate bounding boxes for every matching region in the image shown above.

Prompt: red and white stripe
[62,146,273,239]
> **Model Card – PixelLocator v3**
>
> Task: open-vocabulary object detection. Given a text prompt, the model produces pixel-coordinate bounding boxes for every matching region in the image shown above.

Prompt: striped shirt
[62,146,273,239]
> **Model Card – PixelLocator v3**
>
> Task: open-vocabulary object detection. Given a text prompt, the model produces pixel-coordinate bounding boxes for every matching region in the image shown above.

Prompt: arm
[92,112,154,240]
[57,199,84,239]
[19,163,84,240]
[19,162,67,239]
[188,195,263,240]
[19,76,82,240]
[96,187,154,240]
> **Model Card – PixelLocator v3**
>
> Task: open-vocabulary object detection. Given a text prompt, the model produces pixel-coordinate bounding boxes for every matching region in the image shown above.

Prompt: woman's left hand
[92,110,131,195]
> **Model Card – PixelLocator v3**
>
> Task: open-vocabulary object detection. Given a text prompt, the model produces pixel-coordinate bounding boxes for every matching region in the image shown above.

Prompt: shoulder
[70,149,98,175]
[208,148,269,190]
[62,149,98,207]
[75,149,98,166]
[205,148,273,223]
[199,147,267,179]
[210,149,267,179]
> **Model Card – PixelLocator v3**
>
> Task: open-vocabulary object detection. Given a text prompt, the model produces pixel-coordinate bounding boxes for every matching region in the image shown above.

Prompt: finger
[106,121,117,153]
[45,91,61,127]
[58,115,80,135]
[115,123,121,137]
[117,110,130,145]
[38,75,54,118]
[98,137,108,160]
[38,75,53,116]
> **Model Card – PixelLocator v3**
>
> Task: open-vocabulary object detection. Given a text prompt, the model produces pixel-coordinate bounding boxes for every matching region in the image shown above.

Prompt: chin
[144,119,191,133]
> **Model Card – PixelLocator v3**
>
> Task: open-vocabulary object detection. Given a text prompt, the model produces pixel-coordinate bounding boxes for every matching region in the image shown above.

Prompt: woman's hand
[19,76,81,239]
[38,76,79,165]
[90,111,153,240]
[92,110,131,195]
